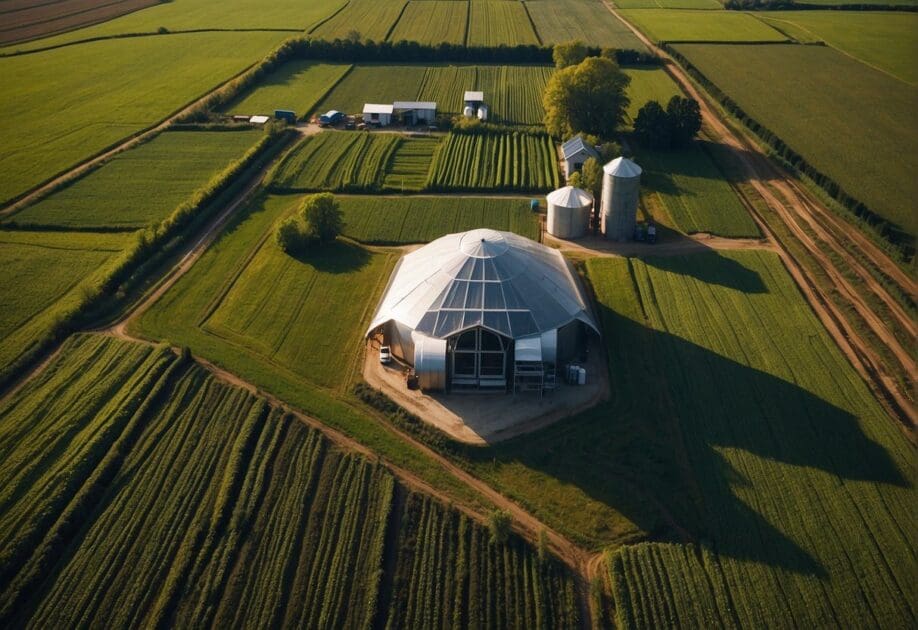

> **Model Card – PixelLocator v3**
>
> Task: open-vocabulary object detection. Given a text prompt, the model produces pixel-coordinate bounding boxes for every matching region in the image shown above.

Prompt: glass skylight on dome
[367,229,599,341]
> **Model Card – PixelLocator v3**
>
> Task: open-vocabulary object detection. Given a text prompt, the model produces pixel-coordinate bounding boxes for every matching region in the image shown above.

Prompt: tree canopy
[543,55,630,139]
[552,41,589,69]
[634,96,702,150]
[301,193,343,243]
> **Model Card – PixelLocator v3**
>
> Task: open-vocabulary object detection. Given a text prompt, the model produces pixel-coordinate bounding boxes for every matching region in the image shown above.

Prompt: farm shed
[464,90,484,116]
[561,135,599,176]
[393,101,437,125]
[366,228,599,392]
[363,103,394,126]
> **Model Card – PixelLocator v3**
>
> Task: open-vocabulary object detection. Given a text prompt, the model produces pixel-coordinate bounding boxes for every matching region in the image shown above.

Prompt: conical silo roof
[366,229,599,341]
[603,156,642,178]
[546,186,593,208]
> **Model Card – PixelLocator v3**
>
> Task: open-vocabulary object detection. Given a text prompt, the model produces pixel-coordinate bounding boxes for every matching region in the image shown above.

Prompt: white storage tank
[600,157,642,241]
[546,186,593,239]
[463,105,475,118]
[477,105,488,121]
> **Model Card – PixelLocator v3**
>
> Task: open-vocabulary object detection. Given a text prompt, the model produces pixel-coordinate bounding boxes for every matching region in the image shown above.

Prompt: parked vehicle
[318,110,344,127]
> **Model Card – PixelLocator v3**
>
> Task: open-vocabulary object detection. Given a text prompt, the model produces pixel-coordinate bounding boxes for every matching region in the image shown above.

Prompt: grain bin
[546,186,593,239]
[463,105,475,118]
[600,157,642,241]
[477,105,488,121]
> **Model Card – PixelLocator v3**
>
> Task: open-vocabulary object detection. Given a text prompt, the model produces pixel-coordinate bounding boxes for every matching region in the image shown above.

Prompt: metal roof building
[366,229,599,391]
[560,135,600,177]
[393,101,437,125]
[363,103,394,126]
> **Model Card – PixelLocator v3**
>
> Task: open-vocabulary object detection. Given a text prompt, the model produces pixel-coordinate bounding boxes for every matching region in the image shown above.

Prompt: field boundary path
[606,0,916,427]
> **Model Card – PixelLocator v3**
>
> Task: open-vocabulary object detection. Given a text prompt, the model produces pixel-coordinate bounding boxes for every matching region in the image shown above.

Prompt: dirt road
[606,2,916,425]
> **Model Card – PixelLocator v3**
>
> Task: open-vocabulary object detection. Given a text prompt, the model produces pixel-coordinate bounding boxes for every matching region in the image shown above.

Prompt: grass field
[0,333,578,627]
[467,1,539,46]
[585,253,916,628]
[309,0,407,42]
[381,136,440,191]
[272,132,403,192]
[636,142,760,237]
[0,230,128,379]
[674,43,918,236]
[8,130,263,229]
[524,0,648,49]
[388,1,468,45]
[622,65,683,126]
[756,12,918,84]
[222,62,352,118]
[337,195,541,243]
[0,0,339,52]
[428,130,560,191]
[0,31,287,207]
[315,63,553,124]
[613,0,722,7]
[619,9,787,42]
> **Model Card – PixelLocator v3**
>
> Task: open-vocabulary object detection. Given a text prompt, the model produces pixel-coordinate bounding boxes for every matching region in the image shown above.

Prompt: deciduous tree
[543,56,630,138]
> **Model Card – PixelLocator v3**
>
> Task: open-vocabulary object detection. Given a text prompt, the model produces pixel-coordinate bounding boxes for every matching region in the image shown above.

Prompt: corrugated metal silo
[600,157,642,241]
[546,186,593,239]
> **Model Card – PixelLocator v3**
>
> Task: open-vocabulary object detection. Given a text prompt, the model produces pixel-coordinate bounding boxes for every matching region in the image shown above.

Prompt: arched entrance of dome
[448,327,509,390]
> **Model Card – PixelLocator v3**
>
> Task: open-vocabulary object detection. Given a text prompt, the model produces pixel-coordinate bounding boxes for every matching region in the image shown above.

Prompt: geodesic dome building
[366,229,599,391]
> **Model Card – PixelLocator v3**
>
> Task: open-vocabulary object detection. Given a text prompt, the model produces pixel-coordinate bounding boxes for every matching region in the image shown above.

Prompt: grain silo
[600,157,642,241]
[546,186,593,239]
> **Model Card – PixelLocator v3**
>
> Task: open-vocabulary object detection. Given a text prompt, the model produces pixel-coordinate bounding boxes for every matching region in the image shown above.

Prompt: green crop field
[429,131,560,191]
[315,63,553,124]
[8,130,263,229]
[467,1,539,46]
[0,230,128,379]
[388,1,468,44]
[585,253,915,628]
[0,334,578,627]
[756,12,918,84]
[0,0,341,52]
[674,43,918,236]
[619,9,787,42]
[386,492,579,628]
[315,64,429,115]
[310,0,407,42]
[0,31,287,207]
[382,136,440,191]
[222,62,352,118]
[337,195,541,243]
[524,0,648,49]
[622,65,683,126]
[636,142,760,237]
[273,132,403,192]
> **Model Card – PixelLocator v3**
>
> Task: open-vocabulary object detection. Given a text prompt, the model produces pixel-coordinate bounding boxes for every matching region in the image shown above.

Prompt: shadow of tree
[643,251,767,292]
[288,238,370,274]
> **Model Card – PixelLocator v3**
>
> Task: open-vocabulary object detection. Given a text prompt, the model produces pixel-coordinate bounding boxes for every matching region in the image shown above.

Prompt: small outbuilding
[363,103,394,126]
[561,135,600,176]
[393,101,437,125]
[366,228,599,393]
[546,186,593,239]
[464,90,484,109]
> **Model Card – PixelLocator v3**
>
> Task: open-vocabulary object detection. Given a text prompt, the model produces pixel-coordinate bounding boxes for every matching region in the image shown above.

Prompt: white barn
[366,229,599,392]
[393,101,437,125]
[363,103,394,126]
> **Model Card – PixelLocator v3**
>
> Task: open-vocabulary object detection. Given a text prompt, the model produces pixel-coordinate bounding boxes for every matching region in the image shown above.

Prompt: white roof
[561,135,599,160]
[363,103,394,114]
[249,115,270,124]
[603,156,642,177]
[464,91,484,101]
[546,186,593,208]
[393,101,436,110]
[367,228,599,341]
